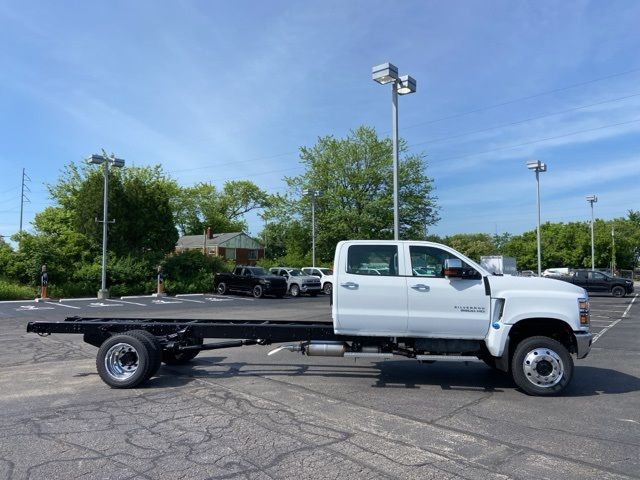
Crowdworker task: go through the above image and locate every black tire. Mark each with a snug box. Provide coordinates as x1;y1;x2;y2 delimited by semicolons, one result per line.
323;282;332;295
290;284;300;297
162;338;203;365
511;336;573;396
253;285;264;298
611;286;626;298
96;334;152;388
127;330;162;378
217;282;227;295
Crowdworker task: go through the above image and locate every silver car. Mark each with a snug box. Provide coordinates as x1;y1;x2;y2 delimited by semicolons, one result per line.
269;268;322;297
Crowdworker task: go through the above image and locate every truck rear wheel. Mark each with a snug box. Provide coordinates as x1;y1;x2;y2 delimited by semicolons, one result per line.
511;336;573;396
96;334;154;388
127;330;162;378
253;285;264;298
323;282;332;295
611;286;626;298
217;282;227;295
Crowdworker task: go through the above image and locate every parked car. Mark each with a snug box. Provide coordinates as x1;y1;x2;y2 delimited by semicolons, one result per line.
549;269;634;297
269;267;322;297
301;267;334;295
214;266;288;298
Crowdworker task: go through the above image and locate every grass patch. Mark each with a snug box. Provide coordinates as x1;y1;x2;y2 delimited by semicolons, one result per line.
0;279;37;300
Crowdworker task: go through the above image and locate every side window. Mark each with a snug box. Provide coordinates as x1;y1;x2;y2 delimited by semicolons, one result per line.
347;245;398;276
410;246;476;278
590;272;605;280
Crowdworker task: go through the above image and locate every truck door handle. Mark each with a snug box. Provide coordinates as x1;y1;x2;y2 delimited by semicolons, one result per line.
411;284;430;292
340;282;359;289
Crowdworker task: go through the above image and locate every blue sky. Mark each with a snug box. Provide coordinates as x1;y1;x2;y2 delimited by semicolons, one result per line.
1;0;639;241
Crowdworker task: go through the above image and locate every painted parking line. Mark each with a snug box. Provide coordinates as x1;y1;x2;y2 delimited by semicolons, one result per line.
151;299;183;305
108;298;146;306
205;295;254;302
59;297;97;302
88;302;123;308
176;294;206;297
0;299;36;304
172;297;205;304
49;301;81;309
593;294;638;343
121;295;154;299
15;304;55;311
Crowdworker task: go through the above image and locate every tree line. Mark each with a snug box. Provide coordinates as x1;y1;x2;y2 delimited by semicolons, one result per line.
0;127;637;299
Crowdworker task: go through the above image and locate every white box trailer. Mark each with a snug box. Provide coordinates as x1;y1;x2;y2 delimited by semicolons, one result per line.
480;255;517;275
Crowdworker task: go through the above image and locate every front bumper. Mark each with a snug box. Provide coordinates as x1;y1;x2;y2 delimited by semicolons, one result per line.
575;332;593;359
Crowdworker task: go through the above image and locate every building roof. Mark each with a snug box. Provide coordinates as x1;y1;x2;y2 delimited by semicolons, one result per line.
176;232;262;249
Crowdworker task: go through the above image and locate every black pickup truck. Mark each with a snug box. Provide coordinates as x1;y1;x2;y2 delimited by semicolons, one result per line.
550;269;634;297
214;266;288;298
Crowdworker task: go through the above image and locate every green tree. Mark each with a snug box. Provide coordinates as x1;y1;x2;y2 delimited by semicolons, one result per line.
442;233;497;261
263;126;439;263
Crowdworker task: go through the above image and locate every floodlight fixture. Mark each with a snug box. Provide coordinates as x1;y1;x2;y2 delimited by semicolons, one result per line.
586;194;598;204
372;62;399;85
527;160;547;172
397;75;417;95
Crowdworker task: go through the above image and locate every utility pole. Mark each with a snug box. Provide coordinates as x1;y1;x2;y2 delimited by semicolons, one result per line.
19;168;31;233
611;225;616;275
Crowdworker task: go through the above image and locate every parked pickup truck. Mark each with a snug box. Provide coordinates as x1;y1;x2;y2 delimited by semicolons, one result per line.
269;267;322;297
548;269;634;298
27;240;592;396
214;266;288;298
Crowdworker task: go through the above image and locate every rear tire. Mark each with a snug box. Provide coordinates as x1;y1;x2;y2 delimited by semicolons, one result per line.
217;282;227;295
127;330;162;378
253;285;263;298
511;336;573;396
323;282;332;295
96;334;152;388
611;286;626;298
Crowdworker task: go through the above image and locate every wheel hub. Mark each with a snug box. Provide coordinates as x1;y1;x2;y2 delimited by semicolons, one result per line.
104;343;139;380
522;348;564;388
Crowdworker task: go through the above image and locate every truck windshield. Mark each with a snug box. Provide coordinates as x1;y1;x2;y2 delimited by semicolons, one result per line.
319;268;333;275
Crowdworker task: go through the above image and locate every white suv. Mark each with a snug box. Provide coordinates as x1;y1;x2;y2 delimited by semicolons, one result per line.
269;268;322;297
301;267;334;295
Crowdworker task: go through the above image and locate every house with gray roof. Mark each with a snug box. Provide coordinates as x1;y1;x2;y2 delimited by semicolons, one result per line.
175;229;264;265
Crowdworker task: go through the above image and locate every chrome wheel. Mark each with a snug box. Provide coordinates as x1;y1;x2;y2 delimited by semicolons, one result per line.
522;348;564;388
104;342;139;380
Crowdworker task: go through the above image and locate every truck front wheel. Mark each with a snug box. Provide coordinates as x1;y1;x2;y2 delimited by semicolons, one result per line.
611;286;626;298
511;336;573;396
290;284;300;297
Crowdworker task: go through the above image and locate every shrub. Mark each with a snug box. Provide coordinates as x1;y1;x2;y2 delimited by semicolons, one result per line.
0;279;36;300
162;251;231;294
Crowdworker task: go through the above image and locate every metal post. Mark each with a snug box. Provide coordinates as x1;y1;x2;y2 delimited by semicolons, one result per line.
99;161;110;299
535;170;542;277
391;85;399;240
19;168;24;233
611;226;616;275
311;194;316;268
590;202;595;271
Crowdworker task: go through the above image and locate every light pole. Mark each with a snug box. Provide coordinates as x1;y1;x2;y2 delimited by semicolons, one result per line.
303;189;321;267
526;160;547;276
372;62;417;240
86;153;125;299
586;195;597;271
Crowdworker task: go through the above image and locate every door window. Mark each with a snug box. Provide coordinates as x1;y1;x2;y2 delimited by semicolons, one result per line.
346;245;398;276
409;246;477;278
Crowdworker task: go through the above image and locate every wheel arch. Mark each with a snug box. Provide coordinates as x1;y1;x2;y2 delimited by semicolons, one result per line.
508;317;577;356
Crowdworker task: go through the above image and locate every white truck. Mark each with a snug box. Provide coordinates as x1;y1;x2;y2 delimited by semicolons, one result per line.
27;240;592;396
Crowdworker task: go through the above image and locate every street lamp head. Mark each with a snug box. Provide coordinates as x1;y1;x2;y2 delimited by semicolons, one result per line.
397;75;417;95
372;62;399;85
586;194;598;203
111;158;125;168
86;154;106;165
526;160;547;172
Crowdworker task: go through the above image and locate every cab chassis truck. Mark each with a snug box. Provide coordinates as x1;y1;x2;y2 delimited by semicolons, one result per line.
26;240;593;396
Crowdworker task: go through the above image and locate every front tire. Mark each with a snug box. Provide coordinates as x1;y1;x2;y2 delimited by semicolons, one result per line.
511;336;573;396
323;282;332;295
290;284;300;297
217;282;227;295
96;334;153;388
253;285;263;298
611;286;626;298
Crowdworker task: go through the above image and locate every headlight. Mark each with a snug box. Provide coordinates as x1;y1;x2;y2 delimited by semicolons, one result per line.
578;297;590;326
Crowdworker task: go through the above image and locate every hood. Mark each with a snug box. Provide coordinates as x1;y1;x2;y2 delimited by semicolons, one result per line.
488;275;586;297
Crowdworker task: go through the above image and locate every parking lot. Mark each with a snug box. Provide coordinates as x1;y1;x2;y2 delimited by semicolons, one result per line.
0;292;638;479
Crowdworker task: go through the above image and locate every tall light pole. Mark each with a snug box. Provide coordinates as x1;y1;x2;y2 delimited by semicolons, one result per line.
526;160;547;276
303;189;320;267
86;153;125;299
586;195;598;271
372;62;417;240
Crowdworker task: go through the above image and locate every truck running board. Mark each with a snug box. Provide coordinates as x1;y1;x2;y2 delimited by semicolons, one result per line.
416;355;482;363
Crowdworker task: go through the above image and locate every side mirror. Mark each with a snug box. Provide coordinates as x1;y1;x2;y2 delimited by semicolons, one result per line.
444;258;463;278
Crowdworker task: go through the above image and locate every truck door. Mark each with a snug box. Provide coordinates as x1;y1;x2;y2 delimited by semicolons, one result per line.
333;243;407;336
588;271;609;292
404;244;490;339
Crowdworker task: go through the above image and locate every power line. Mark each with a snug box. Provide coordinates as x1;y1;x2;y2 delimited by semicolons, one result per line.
401;67;640;131
408;91;640;148
432;117;640;164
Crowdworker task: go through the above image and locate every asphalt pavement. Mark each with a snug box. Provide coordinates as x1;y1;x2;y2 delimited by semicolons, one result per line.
0;292;638;479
